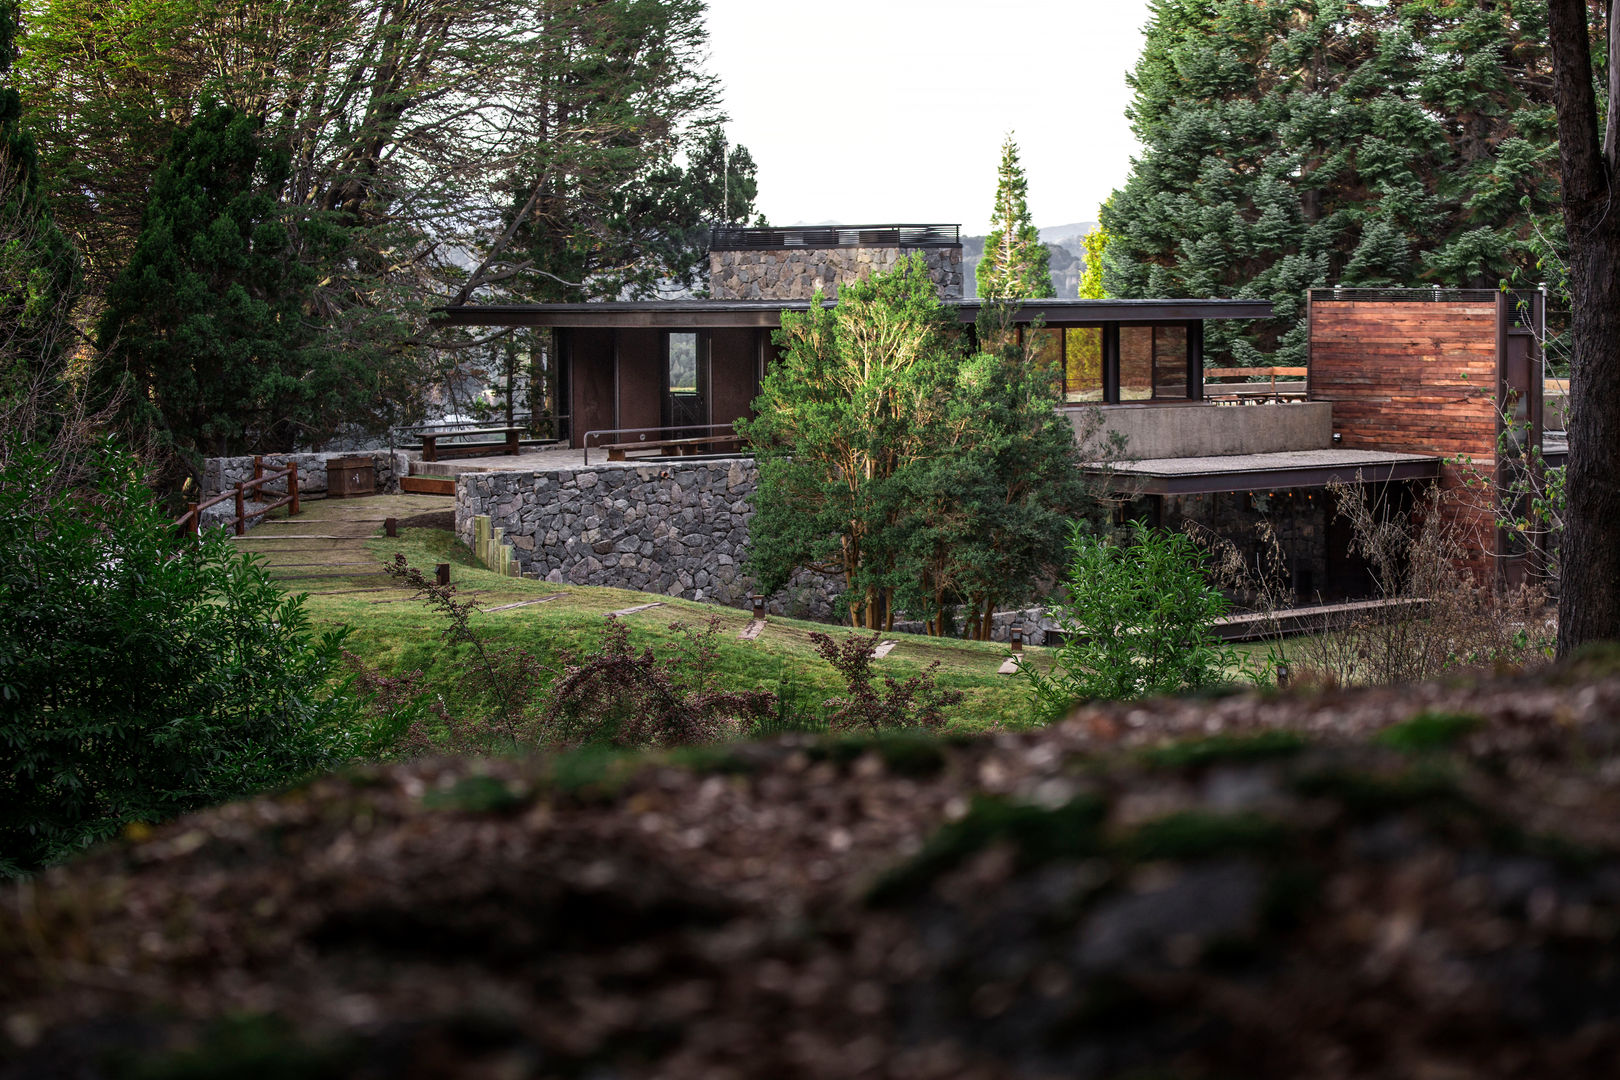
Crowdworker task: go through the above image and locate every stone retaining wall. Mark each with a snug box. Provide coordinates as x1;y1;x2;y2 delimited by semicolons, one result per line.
455;459;843;619
709;246;963;300
202;451;403;499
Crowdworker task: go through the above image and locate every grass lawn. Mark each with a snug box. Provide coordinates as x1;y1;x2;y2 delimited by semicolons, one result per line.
287;522;1047;735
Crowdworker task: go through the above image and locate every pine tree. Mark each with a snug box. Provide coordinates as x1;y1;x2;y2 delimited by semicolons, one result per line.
1078;206;1113;299
975;134;1053;301
95;105;369;466
1103;0;1567;366
0;0;78;408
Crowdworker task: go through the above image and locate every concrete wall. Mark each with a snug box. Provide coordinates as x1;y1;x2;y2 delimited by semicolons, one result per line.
455;460;843;619
709;245;963;300
1087;401;1332;460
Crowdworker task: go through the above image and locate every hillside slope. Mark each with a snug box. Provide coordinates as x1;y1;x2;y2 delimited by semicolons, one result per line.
6;654;1620;1078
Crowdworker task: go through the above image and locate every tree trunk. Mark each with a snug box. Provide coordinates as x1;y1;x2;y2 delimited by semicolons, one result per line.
1548;0;1620;655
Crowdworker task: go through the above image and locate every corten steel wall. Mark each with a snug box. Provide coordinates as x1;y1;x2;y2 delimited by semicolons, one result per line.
568;328;616;442
709;328;760;430
615;328;662;433
1307;296;1498;578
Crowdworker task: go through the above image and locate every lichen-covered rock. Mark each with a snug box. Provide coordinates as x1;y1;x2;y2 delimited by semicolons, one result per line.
6;659;1620;1077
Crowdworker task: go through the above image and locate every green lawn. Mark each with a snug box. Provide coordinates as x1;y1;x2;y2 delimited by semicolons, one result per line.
291;524;1046;736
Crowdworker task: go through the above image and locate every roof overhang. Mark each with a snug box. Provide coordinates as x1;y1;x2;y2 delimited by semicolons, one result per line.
436;297;1275;329
1088;449;1442;496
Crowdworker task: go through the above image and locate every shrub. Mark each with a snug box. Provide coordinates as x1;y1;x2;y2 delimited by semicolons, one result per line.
536;617;776;750
1022;522;1241;719
0;440;355;875
808;631;963;732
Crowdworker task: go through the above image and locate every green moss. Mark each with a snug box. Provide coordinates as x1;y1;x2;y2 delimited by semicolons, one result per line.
1138;731;1308;770
1290;762;1471;819
1119;811;1295;863
111;1016;356;1080
1550;640;1620;684
806;732;949;778
868;793;1107;906
422;774;527;814
1375;711;1484;753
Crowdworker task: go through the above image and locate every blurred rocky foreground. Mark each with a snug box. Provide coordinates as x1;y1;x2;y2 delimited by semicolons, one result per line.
9;652;1620;1079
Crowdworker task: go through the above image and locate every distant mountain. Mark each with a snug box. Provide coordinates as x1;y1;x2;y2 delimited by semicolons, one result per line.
1038;221;1099;245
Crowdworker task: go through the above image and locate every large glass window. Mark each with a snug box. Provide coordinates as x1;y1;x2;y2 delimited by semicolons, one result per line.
667;332;698;393
1064;327;1103;401
1153;325;1190;399
1119;327;1154;400
1026;328;1063;376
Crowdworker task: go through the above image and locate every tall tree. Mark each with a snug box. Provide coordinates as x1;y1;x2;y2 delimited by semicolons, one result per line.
0;0;77;409
95;105;376;464
19;0;749;427
975;134;1053;301
1104;0;1570;366
1545;0;1620;654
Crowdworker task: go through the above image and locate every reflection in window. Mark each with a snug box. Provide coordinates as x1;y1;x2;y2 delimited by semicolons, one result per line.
1026;328;1063;377
667;332;698;393
1153;325;1189;399
1119;327;1154;400
1064;327;1103;401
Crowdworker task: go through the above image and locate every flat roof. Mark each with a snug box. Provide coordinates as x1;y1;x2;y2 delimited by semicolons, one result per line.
438;297;1275;329
1089;448;1441;495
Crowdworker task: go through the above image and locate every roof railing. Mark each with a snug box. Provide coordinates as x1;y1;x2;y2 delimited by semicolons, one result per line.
710;223;961;251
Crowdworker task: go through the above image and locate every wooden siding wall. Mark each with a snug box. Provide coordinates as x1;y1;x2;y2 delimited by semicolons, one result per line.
1308;299;1498;459
568;328;616;447
1308;298;1500;577
616;329;663;432
710;328;759;430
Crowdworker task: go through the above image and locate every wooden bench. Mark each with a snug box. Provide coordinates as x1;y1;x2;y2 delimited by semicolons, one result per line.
415;426;524;462
596;434;743;462
1204;366;1308;400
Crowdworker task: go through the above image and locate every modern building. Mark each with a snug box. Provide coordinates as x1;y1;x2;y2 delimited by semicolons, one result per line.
439;226;1548;599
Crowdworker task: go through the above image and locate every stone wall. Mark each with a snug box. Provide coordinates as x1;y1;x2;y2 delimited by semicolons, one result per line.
203;451;401;499
709;246;963;301
455;459;843;619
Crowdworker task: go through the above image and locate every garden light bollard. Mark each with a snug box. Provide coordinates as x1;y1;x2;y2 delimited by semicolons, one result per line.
751;594;766;619
1009;623;1025;653
435;563;450;587
1276;662;1290;688
385;516;397;538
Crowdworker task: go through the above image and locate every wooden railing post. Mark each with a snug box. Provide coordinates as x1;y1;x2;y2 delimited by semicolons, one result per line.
253;455;263;482
187;502;199;538
289;460;300;517
233;482;245;536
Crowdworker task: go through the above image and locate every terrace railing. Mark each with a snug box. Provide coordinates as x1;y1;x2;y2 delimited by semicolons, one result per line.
172;455;301;538
709;223;961;251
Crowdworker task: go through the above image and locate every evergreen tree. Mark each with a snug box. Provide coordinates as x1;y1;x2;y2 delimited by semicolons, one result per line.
0;0;77;408
95;105;372;466
1103;0;1566;366
975;134;1053;301
1078;212;1112;299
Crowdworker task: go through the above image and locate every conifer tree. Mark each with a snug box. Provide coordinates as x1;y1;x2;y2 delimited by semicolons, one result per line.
1078;209;1112;299
975;134;1053;301
0;0;77;407
1103;0;1566;366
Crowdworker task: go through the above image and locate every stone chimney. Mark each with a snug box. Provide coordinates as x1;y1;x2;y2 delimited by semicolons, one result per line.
708;224;963;301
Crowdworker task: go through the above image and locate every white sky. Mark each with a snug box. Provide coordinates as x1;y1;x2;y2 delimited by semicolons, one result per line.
703;0;1154;234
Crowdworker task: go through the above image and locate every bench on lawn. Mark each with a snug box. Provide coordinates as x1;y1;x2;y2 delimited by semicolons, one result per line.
1204;366;1308;401
414;426;524;462
596;434;744;462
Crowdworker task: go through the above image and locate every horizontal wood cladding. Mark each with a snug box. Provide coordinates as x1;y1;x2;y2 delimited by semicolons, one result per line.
1309;300;1497;462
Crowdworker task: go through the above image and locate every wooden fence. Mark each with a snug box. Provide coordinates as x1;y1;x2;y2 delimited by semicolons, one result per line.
172;456;301;538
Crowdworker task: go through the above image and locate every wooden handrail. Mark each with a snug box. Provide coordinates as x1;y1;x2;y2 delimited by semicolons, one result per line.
172;455;301;539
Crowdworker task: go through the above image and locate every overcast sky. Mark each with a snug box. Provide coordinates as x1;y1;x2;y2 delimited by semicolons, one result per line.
703;0;1154;234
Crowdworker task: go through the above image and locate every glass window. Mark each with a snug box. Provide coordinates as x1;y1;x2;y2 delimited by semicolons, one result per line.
667;332;698;393
1063;327;1103;401
1119;327;1154;401
1153;325;1190;399
1026;328;1063;378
